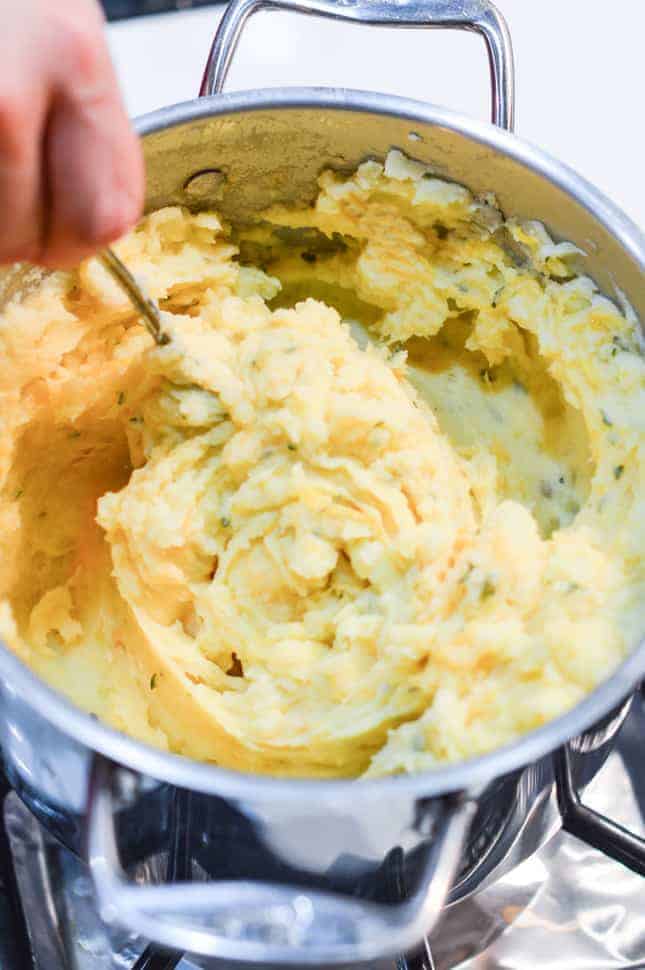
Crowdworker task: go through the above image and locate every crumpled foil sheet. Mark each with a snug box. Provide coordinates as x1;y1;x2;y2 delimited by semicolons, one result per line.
431;699;645;969
5;698;645;970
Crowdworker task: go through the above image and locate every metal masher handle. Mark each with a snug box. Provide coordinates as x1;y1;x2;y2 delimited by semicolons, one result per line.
99;248;169;347
200;0;515;131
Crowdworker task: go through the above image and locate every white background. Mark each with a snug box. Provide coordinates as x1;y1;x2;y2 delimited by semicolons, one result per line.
107;0;644;228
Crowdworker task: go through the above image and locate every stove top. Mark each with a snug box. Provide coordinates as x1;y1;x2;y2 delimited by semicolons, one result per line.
1;700;644;970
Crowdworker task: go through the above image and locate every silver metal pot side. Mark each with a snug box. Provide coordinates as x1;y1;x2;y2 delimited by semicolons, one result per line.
0;1;644;965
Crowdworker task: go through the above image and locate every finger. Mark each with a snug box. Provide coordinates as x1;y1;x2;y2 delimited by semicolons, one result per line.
0;83;48;264
41;11;144;267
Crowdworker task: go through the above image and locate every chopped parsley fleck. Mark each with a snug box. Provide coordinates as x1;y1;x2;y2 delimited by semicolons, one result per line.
14;489;23;500
287;443;297;451
150;673;159;690
614;464;625;480
481;578;496;600
220;516;231;528
612;335;632;354
459;564;474;584
117;391;125;405
601;410;613;427
68;430;81;439
480;369;496;383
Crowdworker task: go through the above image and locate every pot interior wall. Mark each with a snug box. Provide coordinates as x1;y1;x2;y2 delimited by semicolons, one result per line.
142;100;644;324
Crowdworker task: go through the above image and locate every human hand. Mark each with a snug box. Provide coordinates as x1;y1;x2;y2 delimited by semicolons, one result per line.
0;0;144;268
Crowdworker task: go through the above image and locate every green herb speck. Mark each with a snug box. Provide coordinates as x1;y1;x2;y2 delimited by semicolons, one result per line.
150;673;159;690
117;391;125;405
614;464;625;480
480;368;496;383
459;564;474;584
220;516;231;528
601;410;613;427
612;335;632;354
481;578;496;600
287;443;297;451
68;430;81;439
14;489;23;500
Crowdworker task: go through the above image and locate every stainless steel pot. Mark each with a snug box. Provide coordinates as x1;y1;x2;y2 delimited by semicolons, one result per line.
1;1;645;967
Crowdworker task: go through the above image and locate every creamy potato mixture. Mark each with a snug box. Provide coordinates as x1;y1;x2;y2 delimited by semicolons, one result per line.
1;151;644;777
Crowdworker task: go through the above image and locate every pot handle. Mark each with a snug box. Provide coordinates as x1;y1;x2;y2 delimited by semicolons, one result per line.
86;755;476;965
200;0;515;131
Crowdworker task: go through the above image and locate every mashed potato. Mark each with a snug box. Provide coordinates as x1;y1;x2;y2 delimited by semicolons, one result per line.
1;150;644;777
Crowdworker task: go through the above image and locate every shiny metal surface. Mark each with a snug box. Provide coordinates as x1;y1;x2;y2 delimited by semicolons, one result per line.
99;248;170;346
5;699;645;969
0;0;644;962
199;0;515;131
89;756;477;964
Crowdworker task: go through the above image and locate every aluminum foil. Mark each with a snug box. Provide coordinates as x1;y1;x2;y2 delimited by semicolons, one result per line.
432;700;645;969
4;698;645;970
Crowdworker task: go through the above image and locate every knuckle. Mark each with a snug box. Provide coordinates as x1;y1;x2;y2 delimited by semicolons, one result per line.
49;9;107;95
63;22;104;85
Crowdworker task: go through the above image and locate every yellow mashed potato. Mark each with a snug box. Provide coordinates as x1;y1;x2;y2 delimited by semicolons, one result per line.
1;150;644;778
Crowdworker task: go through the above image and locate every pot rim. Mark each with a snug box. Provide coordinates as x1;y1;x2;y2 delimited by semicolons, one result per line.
1;87;644;802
